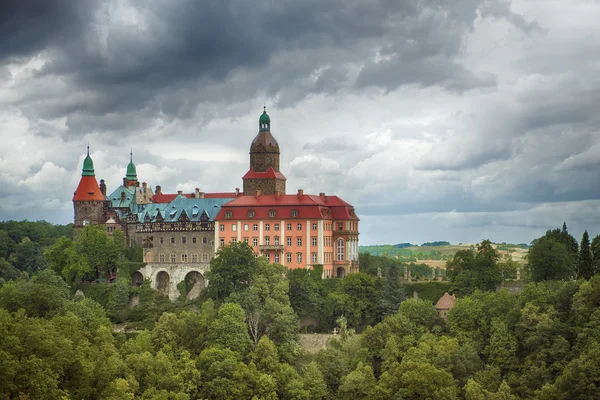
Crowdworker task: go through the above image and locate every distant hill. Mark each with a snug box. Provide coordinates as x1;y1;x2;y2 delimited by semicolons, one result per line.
421;241;450;247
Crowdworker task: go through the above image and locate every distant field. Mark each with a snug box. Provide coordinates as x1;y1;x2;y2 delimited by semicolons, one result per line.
360;242;528;266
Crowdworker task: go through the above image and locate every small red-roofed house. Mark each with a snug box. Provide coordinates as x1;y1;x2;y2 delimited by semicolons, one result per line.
435;292;456;320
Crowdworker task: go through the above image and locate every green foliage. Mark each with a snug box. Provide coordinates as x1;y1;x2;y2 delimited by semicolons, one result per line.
528;236;574;281
422;241;451;246
206;242;258;302
579;230;593;279
447;240;503;295
405;281;452;304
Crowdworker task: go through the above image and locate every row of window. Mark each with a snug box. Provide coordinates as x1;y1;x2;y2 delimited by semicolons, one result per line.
221;222;319;232
219;236;321;247
158;253;210;263
225;210;303;219
262;252;318;264
158;236;209;245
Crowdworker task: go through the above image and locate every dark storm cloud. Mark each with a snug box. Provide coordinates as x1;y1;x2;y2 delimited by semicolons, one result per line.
6;0;535;137
0;0;93;61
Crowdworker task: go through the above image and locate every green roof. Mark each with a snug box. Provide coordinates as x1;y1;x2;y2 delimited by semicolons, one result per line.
82;147;95;176
126;152;137;181
259;108;270;131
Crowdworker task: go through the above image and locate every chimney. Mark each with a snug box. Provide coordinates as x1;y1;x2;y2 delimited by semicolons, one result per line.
235;188;240;196
297;189;304;198
195;188;200;198
123;177;127;187
199;192;205;198
255;190;261;198
275;191;280;200
99;179;107;196
142;182;147;189
155;185;162;195
120;191;126;202
320;192;328;204
177;190;183;195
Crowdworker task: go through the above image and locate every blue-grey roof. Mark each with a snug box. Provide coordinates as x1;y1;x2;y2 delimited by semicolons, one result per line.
136;194;231;222
107;186;136;210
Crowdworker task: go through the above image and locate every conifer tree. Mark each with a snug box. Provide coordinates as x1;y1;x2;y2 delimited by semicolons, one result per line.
579;230;593;279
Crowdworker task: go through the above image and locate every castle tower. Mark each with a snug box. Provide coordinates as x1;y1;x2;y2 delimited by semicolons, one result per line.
73;146;106;228
124;151;138;187
242;108;287;195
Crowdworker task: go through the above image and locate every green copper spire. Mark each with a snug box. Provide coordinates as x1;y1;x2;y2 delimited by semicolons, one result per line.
126;150;137;181
259;106;270;131
82;145;95;176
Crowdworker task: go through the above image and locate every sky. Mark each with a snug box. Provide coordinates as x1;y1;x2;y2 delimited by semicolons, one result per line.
1;0;600;246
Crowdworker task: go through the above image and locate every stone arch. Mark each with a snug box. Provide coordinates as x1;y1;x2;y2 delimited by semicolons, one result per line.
132;271;144;286
155;270;171;297
336;267;346;278
184;271;206;300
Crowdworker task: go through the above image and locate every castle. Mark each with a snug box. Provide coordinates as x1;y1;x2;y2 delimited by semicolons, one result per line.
73;109;360;299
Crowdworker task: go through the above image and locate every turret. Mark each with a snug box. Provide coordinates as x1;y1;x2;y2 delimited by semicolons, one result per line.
125;151;138;187
73;146;105;228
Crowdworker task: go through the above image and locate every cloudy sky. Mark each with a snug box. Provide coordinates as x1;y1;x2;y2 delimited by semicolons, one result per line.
1;0;599;245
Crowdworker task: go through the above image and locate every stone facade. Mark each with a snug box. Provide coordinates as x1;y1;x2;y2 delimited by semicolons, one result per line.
73;200;105;228
243;178;286;197
136;263;208;300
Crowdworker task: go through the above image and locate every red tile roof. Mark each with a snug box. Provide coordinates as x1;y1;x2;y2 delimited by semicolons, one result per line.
73;176;105;201
242;168;287;180
215;193;359;221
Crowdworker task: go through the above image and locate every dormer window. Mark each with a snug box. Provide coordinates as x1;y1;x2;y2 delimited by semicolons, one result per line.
225;211;232;219
291;210;298;217
248;210;255;218
269;210;276;218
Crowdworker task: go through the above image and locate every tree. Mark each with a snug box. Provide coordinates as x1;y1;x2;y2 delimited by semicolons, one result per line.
208;302;253;356
579;231;593;280
206;242;258;302
528;237;574;282
447;240;502;295
338;362;376;399
75;225;122;278
590;235;600;276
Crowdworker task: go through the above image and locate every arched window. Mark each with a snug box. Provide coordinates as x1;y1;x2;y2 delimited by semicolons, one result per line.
248;210;255;218
291;210;298;217
269;210;276;218
337;239;345;261
225;211;232;218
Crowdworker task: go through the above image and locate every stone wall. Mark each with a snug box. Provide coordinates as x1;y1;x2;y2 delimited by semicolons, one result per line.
243;178;286;196
250;151;280;172
136;263;209;300
73;200;105;227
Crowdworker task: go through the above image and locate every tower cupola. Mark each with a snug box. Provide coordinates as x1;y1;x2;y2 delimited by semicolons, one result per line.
82;145;95;176
259;106;270;131
125;151;138;186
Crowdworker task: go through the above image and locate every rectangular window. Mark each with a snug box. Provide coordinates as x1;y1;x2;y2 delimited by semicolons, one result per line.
287;237;292;246
253;224;258;231
159;254;165;263
287;253;292;263
182;237;187;244
297;237;302;247
160;237;164;244
312;223;317;230
192;254;198;263
203;237;207;244
220;224;225;232
266;253;270;261
297;253;302;263
274;253;280;263
232;238;237;244
170;254;176;263
274;223;280;231
265;224;270;231
232;224;237;232
192;237;197;244
287;223;292;231
220;238;225;246
312;253;317;263
244;237;249;244
171;237;175;244
312;237;317;246
182;254;188;262
337;240;344;261
202;253;209;262
244;224;249;231
274;236;280;246
253;238;258;247
265;237;270;245
338;223;343;231
297;223;302;230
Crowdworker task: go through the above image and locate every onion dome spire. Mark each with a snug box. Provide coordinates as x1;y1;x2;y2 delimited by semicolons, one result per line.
82;144;95;176
126;150;137;181
259;106;270;131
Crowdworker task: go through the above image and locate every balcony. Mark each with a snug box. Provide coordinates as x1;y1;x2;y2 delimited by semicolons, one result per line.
260;244;285;251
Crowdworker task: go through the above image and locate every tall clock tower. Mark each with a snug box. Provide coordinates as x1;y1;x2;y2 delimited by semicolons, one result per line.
242;108;287;195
